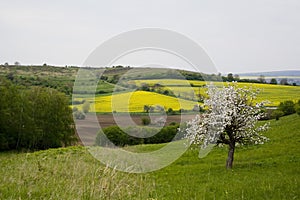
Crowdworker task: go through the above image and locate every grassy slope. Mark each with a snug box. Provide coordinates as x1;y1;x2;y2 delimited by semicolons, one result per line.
1;114;299;199
146;114;300;199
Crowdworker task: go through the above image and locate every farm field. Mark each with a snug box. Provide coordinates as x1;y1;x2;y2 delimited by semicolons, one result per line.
1;114;299;199
73;91;199;113
73;79;300;112
133;79;300;106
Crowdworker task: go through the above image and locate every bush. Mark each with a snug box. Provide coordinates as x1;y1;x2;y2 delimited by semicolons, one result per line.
167;108;175;115
95;124;180;147
95;126;143;147
271;110;284;120
278;100;296;115
141;117;151;125
145;124;179;144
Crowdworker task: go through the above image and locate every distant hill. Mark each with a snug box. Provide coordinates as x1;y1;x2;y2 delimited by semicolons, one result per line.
238;70;300;77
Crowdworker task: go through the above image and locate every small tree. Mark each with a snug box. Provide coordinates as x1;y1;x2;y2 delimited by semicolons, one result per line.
227;73;234;82
185;84;269;169
280;78;288;85
270;78;277;85
278;100;295;115
144;105;150;113
234;74;240;81
258;75;266;83
167;108;174;115
271;110;284;120
141;117;151;125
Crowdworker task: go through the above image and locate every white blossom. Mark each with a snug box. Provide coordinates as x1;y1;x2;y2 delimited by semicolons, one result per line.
184;83;269;149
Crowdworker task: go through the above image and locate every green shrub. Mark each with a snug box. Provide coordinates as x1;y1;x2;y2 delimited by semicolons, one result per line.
271;110;284;120
95;126;141;147
95;124;180;147
141;117;151;125
278;100;296;115
167;108;175;115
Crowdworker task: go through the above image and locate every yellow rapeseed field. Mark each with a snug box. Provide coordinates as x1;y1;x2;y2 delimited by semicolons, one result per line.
133;79;300;106
74;91;198;113
73;79;300;112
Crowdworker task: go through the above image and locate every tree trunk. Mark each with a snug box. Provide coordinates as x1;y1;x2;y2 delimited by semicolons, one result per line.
226;142;235;169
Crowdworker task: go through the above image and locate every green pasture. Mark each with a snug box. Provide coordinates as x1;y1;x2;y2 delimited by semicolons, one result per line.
1;114;299;199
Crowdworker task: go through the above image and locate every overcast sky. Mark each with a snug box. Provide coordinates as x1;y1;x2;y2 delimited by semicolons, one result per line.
0;0;299;74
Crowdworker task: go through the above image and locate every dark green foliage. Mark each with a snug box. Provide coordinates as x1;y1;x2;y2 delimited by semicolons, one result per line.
95;124;180;147
143;105;151;113
167;108;175;115
270;78;277;84
140;83;150;91
0;78;76;151
227;73;234;82
144;124;179;144
278;100;296;115
141;117;151;125
271;110;284;120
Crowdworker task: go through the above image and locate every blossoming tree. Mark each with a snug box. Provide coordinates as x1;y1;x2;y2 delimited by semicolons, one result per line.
185;84;269;169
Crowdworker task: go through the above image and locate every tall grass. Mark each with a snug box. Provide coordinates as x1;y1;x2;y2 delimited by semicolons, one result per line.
0;147;155;200
1;114;299;199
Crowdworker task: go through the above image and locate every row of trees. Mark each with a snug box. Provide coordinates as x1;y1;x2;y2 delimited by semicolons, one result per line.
225;73;297;85
143;105;201;114
0;78;76;151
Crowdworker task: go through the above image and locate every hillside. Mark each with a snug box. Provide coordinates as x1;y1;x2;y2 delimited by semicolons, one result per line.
239;70;300;77
1;114;299;199
1;65;299;109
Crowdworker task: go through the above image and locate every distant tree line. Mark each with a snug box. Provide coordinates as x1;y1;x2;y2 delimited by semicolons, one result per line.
224;73;298;86
0;78;77;151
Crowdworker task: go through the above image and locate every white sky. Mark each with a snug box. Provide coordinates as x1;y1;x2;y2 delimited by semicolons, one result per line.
0;0;299;74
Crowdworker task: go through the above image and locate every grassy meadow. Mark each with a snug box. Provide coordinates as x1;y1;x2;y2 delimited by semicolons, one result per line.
1;114;299;199
1;65;300;199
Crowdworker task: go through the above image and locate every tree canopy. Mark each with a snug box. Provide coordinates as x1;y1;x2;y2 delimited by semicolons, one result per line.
0;78;76;151
184;84;269;169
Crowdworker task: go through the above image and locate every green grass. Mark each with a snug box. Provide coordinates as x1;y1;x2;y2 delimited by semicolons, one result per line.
1;116;299;199
145;114;300;199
